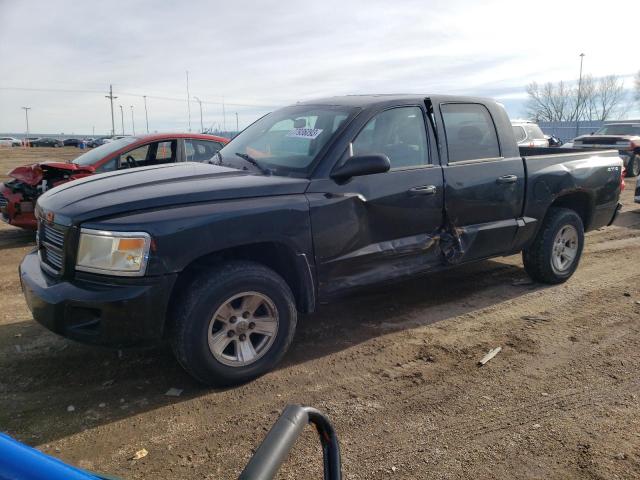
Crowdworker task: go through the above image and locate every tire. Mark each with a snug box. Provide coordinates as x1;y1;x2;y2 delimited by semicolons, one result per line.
626;154;640;178
522;207;584;284
170;261;297;386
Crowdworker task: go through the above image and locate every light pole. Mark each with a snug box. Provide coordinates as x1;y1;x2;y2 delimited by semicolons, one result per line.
143;95;149;133
222;97;226;132
186;70;192;132
105;84;117;136
575;53;585;137
235;112;239;132
22;107;31;146
119;105;125;135
193;96;204;132
130;105;135;135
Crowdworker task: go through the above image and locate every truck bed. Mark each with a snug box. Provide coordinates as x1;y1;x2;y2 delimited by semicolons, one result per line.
518;147;622;237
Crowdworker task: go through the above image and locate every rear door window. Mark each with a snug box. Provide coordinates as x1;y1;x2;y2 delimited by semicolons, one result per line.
441;103;500;163
154;141;176;163
185;139;224;162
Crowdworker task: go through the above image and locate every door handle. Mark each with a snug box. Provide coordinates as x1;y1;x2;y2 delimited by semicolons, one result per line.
408;185;437;196
496;175;518;184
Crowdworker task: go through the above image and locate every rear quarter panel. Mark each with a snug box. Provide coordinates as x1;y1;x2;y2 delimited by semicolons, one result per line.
523;150;622;234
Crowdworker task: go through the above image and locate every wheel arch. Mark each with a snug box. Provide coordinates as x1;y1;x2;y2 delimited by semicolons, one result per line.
548;190;594;231
166;241;316;336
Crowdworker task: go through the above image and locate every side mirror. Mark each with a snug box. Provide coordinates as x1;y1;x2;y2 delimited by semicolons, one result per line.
330;154;391;181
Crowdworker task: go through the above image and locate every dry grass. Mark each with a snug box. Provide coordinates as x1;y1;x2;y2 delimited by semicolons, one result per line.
0;147;83;181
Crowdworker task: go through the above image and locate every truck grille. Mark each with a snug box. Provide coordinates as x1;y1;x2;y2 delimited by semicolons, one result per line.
38;221;68;274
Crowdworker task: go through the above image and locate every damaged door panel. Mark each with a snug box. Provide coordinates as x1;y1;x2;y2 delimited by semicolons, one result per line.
307;168;444;296
307;105;445;296
437;102;525;262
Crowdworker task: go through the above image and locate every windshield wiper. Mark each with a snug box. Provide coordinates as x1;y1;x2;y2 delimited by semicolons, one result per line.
235;152;270;175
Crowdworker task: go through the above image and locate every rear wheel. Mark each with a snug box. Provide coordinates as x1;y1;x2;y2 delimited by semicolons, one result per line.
523;207;584;284
626;154;640;177
170;261;297;386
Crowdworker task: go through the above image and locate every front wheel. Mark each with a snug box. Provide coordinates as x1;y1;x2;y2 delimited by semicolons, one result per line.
170;261;297;386
522;207;584;284
626;154;640;178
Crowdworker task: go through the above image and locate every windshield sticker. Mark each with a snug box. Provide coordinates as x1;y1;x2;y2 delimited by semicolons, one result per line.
286;128;323;139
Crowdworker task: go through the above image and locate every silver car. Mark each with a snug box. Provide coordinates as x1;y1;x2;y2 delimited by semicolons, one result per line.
512;122;549;148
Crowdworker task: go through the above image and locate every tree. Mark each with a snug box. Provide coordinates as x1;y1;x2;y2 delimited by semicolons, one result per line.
526;81;574;122
526;74;628;122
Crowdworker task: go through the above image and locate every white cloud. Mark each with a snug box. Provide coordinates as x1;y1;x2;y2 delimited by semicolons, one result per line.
0;0;638;134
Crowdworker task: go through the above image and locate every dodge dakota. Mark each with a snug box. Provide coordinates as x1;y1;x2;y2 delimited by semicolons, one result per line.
19;95;624;385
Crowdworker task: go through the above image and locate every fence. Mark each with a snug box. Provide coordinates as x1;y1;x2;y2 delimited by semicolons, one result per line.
538;121;603;143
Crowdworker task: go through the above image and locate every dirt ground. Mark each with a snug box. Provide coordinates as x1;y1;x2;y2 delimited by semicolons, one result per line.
1;147;639;479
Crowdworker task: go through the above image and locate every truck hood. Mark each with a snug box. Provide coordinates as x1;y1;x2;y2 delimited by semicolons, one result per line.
9;161;94;185
37;162;310;225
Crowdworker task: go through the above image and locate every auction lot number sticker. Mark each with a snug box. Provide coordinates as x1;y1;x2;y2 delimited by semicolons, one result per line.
286;128;323;139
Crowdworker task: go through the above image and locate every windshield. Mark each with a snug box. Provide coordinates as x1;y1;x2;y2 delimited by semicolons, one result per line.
72;137;137;166
594;124;640;136
216;105;356;177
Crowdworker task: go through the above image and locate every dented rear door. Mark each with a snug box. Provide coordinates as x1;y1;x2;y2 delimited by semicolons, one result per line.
437;102;525;261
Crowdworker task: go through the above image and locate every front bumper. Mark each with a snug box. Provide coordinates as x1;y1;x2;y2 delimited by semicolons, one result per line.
19;250;177;347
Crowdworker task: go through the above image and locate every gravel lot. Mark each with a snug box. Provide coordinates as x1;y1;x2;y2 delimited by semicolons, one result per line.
1;147;639;479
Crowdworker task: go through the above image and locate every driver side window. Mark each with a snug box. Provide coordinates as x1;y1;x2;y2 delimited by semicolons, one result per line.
351;107;428;169
118;144;150;169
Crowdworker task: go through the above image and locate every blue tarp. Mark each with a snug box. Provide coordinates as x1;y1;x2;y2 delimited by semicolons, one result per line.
0;433;105;480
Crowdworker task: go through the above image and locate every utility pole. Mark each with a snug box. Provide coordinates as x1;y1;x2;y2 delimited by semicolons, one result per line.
22;107;31;146
186;71;192;132
119;105;125;135
575;53;585;137
143;95;149;133
222;97;226;132
130;105;135;135
193;96;204;132
235;112;239;132
105;84;117;136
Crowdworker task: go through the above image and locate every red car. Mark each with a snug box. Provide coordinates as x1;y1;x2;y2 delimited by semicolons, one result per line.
1;133;228;230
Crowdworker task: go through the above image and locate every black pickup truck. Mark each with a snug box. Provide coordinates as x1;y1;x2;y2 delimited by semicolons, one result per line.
20;95;623;385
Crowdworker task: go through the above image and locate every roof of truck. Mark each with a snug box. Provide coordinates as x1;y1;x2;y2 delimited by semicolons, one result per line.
295;94;495;108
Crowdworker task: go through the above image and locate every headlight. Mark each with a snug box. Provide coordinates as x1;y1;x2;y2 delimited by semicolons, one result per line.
76;228;151;276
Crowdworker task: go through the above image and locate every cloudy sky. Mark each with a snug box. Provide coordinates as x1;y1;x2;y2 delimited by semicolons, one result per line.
1;0;638;135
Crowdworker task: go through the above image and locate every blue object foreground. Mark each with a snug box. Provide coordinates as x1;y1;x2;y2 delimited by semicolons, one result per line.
0;433;111;480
